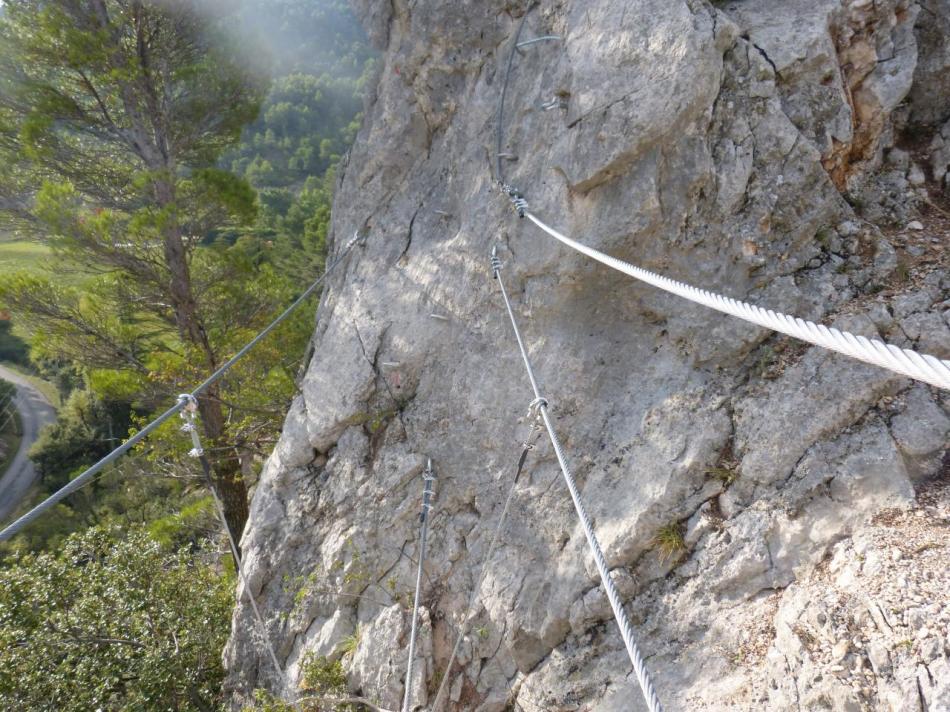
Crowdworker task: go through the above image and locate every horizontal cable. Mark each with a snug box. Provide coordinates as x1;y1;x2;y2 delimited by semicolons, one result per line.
525;212;950;391
0;232;363;541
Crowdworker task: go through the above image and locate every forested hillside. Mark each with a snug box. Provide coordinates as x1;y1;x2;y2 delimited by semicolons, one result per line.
0;1;372;708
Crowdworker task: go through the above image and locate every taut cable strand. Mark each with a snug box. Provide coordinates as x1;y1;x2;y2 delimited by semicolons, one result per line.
486;0;949;393
523;212;950;392
0;231;364;541
403;459;436;712
177;395;288;695
490;249;665;712
429;424;541;711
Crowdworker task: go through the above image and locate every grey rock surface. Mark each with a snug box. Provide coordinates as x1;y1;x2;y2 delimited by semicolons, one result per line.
224;1;950;709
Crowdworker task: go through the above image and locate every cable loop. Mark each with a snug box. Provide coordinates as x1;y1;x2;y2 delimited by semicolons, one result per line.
527;396;548;418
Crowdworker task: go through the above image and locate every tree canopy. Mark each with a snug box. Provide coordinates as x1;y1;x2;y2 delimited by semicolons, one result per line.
0;526;233;711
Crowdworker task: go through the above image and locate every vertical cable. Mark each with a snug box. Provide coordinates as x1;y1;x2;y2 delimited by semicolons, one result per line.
178;396;287;693
402;459;436;712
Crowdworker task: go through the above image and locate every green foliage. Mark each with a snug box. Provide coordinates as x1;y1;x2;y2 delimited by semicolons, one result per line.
239;0;373;78
301;654;352;701
0;0;374;572
339;625;361;659
0;526;233;711
0;0;371;553
893;260;911;284
228;73;364;190
223;0;375;292
706;465;739;486
246;653;354;711
653;522;687;562
148;496;216;550
28;388;130;491
0;318;29;365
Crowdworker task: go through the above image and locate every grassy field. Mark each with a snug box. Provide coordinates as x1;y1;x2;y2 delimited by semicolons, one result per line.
0;239;56;276
0;238;92;289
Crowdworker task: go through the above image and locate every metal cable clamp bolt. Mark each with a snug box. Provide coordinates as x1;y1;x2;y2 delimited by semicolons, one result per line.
527;396;548;419
177;394;204;458
491;245;503;278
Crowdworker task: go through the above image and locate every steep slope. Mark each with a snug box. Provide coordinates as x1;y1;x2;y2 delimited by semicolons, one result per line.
225;1;950;710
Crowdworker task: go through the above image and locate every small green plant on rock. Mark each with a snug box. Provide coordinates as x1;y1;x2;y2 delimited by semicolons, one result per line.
653;522;687;562
246;653;356;711
707;465;739;486
893;260;910;284
340;625;361;660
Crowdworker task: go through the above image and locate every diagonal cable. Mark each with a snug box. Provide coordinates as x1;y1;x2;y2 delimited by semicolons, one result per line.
489;246;664;712
178;395;286;691
522;211;950;391
0;231;364;541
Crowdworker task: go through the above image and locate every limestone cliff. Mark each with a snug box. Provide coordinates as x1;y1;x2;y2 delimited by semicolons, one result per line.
225;1;950;710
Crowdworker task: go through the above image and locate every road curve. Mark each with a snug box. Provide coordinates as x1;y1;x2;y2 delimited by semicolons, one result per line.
0;364;56;525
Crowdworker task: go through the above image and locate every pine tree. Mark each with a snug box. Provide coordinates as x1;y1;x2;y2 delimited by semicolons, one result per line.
0;0;272;539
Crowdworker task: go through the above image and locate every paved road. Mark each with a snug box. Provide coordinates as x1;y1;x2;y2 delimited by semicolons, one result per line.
0;364;56;525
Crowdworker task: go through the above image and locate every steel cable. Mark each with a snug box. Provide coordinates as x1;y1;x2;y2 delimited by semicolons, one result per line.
524;212;950;391
403;460;436;712
490;249;664;712
178;396;287;692
0;231;364;541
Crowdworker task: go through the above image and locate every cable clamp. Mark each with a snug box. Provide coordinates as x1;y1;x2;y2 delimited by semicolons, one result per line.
177;393;198;413
540;97;567;111
527;397;548;419
511;195;528;218
490;245;503;278
178;394;205;459
422;458;437;492
506;186;528;218
498;182;528;218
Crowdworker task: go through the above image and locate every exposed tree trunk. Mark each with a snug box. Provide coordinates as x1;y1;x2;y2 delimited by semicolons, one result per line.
70;1;252;540
154;174;250;541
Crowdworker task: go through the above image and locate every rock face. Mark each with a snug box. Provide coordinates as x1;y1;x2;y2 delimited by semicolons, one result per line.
224;1;950;710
